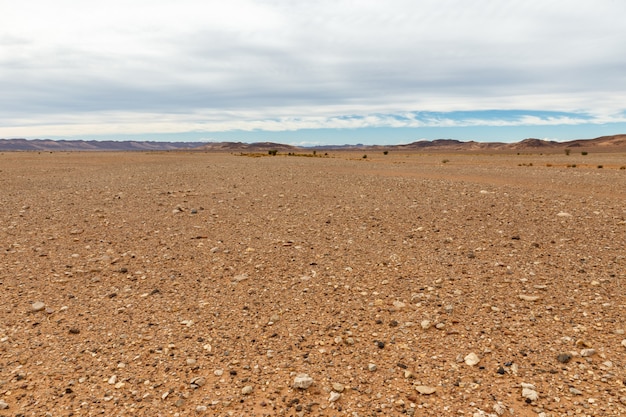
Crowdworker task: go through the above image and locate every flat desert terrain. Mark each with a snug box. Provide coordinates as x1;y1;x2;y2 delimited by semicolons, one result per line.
1;150;625;417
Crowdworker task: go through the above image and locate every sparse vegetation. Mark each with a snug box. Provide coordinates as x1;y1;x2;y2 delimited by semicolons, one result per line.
567;164;577;168
546;163;552;167
581;151;588;155
268;149;278;156
383;150;388;155
565;149;571;155
362;154;367;159
442;159;450;164
620;166;625;170
597;165;603;169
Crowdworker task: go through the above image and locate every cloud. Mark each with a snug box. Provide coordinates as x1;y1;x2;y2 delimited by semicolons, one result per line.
1;1;626;139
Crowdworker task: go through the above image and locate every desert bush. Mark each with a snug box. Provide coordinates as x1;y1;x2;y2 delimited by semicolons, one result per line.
565;149;571;155
442;159;450;164
268;150;278;156
362;154;367;159
597;165;603;169
383;151;388;155
581;151;588;155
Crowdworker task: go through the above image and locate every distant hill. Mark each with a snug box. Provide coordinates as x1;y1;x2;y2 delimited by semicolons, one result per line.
1;135;625;152
0;139;204;151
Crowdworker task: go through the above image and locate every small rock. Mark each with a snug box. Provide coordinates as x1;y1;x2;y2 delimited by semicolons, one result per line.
556;212;572;217
415;385;437;395
329;391;341;402
31;301;45;312
622;339;626;348
569;387;583;395
518;294;540;301
0;400;8;409
332;382;345;393
196;405;208;412
420;320;431;330
393;300;406;309
435;322;445;330
214;369;223;376
293;374;314;389
108;375;117;385
557;353;572;364
464;353;480;366
522;386;539;402
69;328;80;334
190;377;206;388
493;402;506;415
242;385;253;395
368;363;377;372
580;349;596;357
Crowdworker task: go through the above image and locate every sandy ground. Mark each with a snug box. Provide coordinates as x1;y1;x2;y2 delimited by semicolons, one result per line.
1;150;625;417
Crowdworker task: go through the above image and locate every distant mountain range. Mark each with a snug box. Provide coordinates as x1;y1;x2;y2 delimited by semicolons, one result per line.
1;135;625;152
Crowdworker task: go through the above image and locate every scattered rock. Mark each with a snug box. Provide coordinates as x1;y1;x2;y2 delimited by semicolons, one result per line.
31;301;45;312
557;353;572;364
241;385;253;395
521;383;539;402
293;374;314;389
332;382;345;393
464;352;480;366
518;294;540;301
0;400;8;410
580;348;596;357
368;363;377;372
569;387;583;395
415;385;437;395
190;376;206;388
420;320;431;330
328;391;341;402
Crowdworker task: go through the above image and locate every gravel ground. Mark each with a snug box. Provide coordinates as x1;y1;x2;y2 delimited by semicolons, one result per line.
1;151;625;417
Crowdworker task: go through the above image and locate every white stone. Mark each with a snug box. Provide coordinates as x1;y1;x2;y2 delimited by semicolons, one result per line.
464;352;480;366
518;294;540;301
415;385;437;395
522;388;539;401
420;320;431;330
329;391;341;402
293;374;314;389
31;301;45;312
108;375;117;384
241;385;253;395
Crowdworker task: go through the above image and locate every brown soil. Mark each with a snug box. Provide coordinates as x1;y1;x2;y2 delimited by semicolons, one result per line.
1;151;625;416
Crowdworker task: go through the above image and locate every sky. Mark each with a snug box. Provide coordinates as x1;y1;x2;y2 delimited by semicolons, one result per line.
1;0;626;145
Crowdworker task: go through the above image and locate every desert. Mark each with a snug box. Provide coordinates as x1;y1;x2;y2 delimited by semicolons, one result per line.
1;149;625;417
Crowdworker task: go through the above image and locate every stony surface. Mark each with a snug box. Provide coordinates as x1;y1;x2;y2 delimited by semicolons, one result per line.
0;150;625;416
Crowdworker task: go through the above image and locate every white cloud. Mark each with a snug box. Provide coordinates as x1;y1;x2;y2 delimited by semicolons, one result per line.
1;0;626;138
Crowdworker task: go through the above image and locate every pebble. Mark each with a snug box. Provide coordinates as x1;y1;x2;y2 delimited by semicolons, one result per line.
464;353;480;366
521;383;539;402
196;405;208;412
557;353;572;363
108;375;117;384
415;385;437;395
621;339;626;348
420;320;431;330
368;363;377;372
332;382;345;392
293;374;314;389
569;387;583;395
518;294;540;301
31;301;46;312
214;369;224;376
493;402;506;415
580;348;595;357
242;385;253;395
0;400;8;409
190;377;206;388
329;391;341;402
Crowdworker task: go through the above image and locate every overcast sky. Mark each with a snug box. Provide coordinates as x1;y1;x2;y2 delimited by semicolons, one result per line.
1;0;625;144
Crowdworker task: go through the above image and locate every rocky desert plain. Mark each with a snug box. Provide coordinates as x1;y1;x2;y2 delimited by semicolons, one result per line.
1;148;625;417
